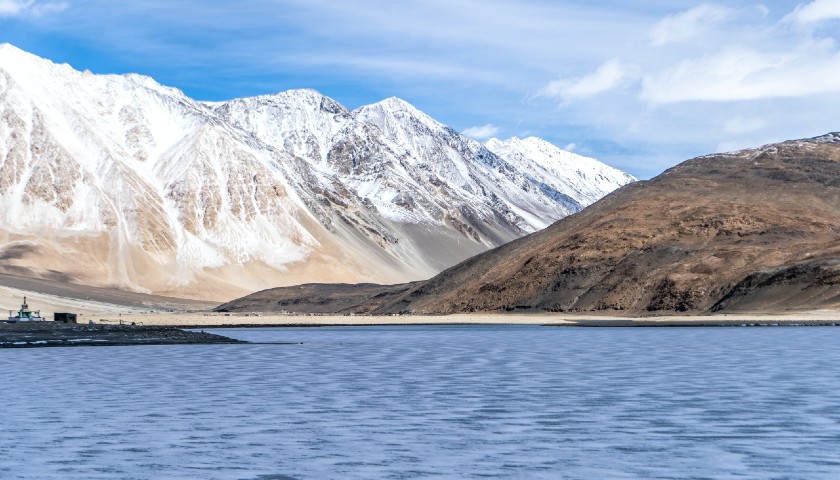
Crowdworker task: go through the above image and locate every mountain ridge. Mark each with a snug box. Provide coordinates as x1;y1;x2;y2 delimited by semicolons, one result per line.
0;44;634;301
217;133;840;315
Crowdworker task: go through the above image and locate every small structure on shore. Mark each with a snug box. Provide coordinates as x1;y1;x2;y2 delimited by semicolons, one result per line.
7;297;46;323
54;313;77;324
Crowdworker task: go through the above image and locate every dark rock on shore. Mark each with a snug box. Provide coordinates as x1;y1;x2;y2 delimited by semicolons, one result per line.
0;323;243;348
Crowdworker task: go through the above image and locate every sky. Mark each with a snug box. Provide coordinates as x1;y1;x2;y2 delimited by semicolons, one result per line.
1;0;840;179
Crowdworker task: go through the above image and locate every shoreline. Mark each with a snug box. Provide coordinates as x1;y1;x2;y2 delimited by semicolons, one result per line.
83;311;840;328
0;323;244;348
3;312;837;348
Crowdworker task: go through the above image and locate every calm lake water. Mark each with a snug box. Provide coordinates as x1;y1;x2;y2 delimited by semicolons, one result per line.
1;325;839;479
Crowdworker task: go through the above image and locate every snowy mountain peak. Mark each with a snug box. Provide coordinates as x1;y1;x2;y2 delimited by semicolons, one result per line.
370;96;422;112
484;137;507;151
121;73;190;99
487;136;564;155
485;136;635;207
219;88;350;117
511;136;553;149
269;88;341;106
487;136;630;174
0;43;69;73
0;45;635;301
278;89;348;114
352;98;454;159
0;43;188;104
355;96;440;127
0;43;29;56
0;43;49;74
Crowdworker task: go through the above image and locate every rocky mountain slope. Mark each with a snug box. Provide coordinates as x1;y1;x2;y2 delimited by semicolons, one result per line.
219;134;840;315
485;136;634;208
0;44;633;300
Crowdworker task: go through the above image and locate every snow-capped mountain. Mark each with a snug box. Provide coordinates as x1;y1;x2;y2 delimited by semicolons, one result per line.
0;44;634;300
484;137;636;207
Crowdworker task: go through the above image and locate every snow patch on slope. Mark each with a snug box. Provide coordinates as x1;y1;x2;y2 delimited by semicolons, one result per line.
485;136;636;207
0;44;635;300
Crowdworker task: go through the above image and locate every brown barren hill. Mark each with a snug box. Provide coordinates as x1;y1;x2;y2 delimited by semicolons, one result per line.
221;134;840;316
378;134;840;315
215;282;418;314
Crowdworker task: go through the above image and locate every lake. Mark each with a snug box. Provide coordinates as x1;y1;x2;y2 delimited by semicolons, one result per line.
1;325;838;479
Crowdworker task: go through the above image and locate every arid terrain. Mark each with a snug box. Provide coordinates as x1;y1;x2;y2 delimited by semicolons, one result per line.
219;134;840;316
0;272;216;318
214;282;419;314
8;135;840;321
0;45;632;302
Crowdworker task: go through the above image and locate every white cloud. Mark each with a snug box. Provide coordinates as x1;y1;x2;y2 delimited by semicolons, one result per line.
0;0;67;17
30;1;67;16
0;0;28;16
462;124;500;140
641;41;840;104
649;4;732;46
541;59;636;102
280;53;506;84
641;3;840;106
786;0;840;25
5;0;840;179
527;1;840;177
563;143;577;152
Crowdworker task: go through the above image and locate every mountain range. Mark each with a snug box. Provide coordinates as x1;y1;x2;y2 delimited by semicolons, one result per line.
218;134;840;315
0;44;633;300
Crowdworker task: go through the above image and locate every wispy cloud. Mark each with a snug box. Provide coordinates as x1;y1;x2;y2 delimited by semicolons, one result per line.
541;59;637;102
1;1;836;179
463;124;500;140
635;1;840;105
277;53;508;85
649;4;732;46
0;0;67;18
640;41;840;103
528;0;840;176
0;0;29;16
29;1;66;16
785;0;840;24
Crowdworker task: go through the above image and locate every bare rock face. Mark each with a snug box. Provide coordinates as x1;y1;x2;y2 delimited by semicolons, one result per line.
215;282;418;314
353;136;840;315
0;44;633;301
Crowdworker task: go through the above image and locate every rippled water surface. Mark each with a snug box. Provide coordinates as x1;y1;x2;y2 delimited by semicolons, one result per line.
1;325;839;479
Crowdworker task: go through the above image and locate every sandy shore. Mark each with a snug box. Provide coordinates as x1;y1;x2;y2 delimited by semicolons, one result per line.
2;272;839;327
0;273;217;317
3;276;838;328
80;310;840;327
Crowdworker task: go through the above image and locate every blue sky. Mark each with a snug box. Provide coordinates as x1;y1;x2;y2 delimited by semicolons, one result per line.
2;0;840;178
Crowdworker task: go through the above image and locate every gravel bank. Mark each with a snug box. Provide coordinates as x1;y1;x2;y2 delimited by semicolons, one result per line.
0;322;243;348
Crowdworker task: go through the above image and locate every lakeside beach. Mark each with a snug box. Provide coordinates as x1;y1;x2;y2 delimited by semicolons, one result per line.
88;310;840;327
5;280;839;342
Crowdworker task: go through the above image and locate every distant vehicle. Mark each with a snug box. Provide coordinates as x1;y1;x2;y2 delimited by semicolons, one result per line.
7;297;45;323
